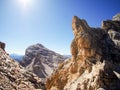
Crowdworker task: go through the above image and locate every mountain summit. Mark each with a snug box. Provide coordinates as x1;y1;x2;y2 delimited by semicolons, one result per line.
20;43;66;78
46;15;120;90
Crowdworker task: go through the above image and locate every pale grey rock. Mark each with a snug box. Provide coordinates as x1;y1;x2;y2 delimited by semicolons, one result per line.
113;13;120;21
20;43;67;78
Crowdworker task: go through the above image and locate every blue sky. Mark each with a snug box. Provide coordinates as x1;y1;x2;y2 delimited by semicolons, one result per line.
0;0;120;55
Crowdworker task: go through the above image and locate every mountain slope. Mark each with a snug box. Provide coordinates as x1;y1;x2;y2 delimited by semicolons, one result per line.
0;42;45;90
20;43;67;78
46;15;120;90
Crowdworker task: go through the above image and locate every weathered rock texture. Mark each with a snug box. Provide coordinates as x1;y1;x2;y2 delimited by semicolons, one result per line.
20;44;66;78
102;19;120;49
46;16;120;90
0;42;5;51
0;42;45;90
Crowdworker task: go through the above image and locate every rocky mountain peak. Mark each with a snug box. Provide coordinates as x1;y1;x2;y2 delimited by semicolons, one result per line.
29;43;45;50
46;16;120;90
71;16;118;63
20;43;66;79
72;16;90;36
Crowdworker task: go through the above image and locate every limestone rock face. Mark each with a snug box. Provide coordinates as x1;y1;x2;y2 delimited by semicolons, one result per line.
20;44;66;78
46;16;120;90
0;43;45;90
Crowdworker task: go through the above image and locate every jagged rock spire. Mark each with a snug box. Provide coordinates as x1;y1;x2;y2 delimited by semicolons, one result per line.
46;16;120;90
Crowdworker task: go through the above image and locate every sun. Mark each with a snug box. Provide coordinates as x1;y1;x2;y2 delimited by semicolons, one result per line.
18;0;33;13
19;0;32;7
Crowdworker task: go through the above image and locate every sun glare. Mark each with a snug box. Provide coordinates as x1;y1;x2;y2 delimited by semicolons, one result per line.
19;0;30;5
18;0;33;14
19;0;32;8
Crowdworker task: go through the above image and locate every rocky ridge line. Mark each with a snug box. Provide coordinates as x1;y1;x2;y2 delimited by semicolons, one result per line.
46;15;120;90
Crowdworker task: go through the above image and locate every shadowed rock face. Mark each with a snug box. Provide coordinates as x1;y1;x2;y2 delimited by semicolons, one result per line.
0;42;5;51
46;16;120;90
102;20;120;49
0;43;46;90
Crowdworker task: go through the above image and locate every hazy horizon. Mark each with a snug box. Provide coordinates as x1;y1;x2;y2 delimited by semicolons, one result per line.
0;0;120;55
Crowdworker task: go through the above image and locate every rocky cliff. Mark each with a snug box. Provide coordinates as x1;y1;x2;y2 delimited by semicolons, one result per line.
46;15;120;90
20;44;66;78
102;19;120;49
0;42;45;90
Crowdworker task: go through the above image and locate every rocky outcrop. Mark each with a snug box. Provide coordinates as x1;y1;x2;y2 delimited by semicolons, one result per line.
0;43;45;90
20;44;66;78
0;42;5;51
113;13;120;21
102;16;120;49
46;16;120;90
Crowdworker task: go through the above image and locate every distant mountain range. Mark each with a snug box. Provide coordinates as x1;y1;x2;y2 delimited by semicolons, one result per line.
10;54;23;62
10;54;70;62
